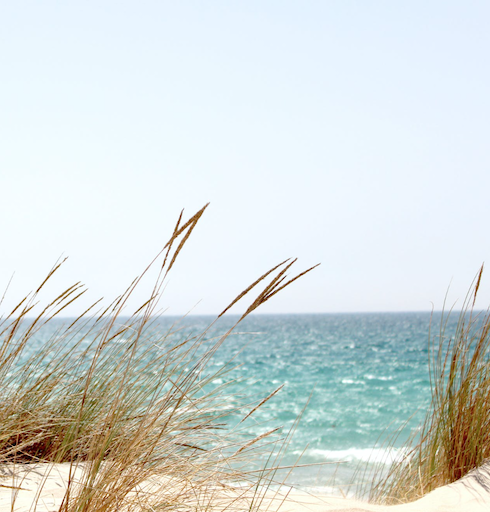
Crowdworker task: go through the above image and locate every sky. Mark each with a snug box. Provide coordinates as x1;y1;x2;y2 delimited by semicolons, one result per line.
1;1;490;316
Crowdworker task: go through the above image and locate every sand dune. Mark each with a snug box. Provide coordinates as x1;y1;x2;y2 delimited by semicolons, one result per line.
1;461;489;512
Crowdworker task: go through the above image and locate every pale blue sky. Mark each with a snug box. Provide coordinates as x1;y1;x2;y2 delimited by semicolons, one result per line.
1;1;490;315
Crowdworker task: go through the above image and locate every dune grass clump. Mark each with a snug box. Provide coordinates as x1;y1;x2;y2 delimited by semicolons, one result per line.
0;205;316;512
370;265;490;504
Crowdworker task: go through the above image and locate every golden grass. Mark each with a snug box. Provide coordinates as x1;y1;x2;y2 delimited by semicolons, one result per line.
0;204;317;512
369;265;490;504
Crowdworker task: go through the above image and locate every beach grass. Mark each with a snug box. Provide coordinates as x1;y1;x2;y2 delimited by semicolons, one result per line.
0;204;316;512
369;265;490;504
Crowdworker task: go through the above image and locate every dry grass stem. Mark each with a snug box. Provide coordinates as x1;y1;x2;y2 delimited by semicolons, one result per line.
0;205;316;512
370;264;490;504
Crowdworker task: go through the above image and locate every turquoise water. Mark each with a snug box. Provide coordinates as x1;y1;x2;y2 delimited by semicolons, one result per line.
171;313;441;493
15;312;455;494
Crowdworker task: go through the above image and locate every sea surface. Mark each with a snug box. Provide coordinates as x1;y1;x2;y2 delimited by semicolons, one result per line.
174;313;441;495
15;312;458;495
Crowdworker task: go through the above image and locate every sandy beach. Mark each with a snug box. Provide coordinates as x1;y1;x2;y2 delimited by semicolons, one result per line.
1;461;489;512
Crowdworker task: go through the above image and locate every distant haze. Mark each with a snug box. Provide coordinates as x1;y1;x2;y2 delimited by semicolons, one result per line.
2;1;490;316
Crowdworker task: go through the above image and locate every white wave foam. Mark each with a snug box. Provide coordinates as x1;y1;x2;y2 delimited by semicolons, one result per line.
365;374;393;381
307;447;408;464
341;379;365;385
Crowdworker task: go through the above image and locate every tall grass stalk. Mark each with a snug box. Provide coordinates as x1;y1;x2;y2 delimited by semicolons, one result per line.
0;205;317;512
370;265;490;504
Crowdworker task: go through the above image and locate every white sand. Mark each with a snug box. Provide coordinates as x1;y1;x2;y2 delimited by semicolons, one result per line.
1;461;489;512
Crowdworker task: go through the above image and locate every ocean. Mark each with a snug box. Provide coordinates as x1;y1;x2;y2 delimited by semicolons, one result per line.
17;312;455;495
174;312;441;495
